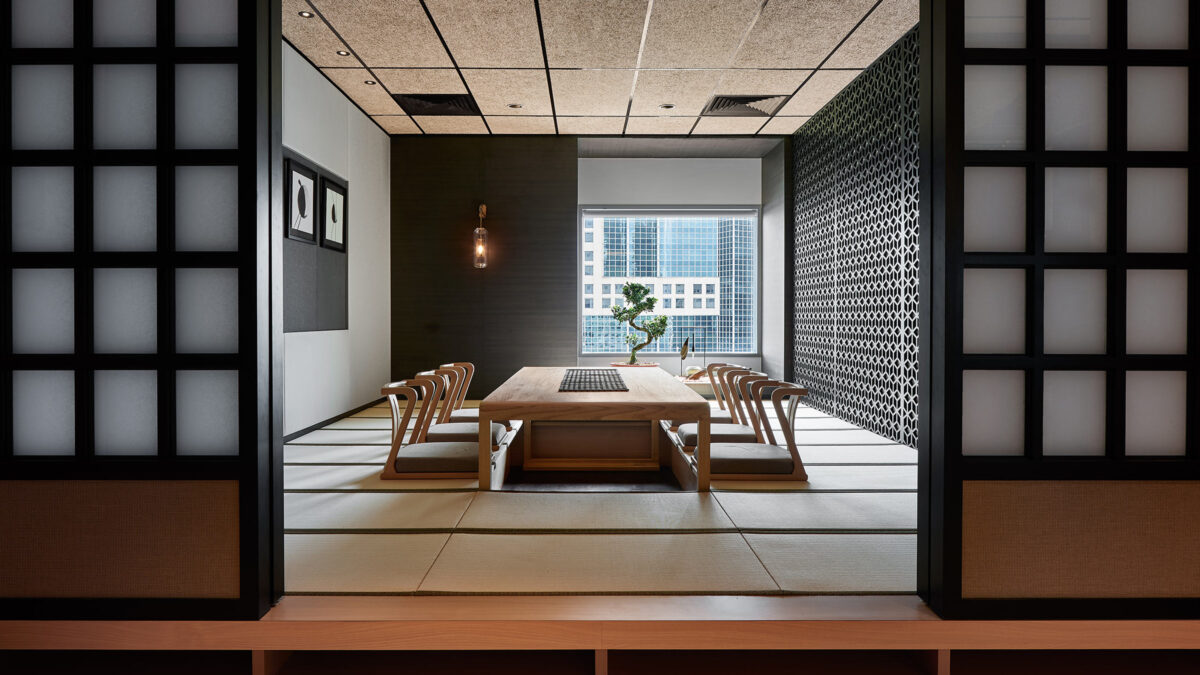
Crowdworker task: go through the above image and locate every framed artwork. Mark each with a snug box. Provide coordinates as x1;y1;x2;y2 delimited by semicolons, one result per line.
286;159;318;243
320;177;347;252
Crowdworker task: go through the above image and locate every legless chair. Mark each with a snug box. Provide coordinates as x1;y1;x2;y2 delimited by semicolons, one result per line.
708;379;809;481
440;362;512;430
674;368;765;450
380;378;488;479
418;368;509;448
669;362;735;429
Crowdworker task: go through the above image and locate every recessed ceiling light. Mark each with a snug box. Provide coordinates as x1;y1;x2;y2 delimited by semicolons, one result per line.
336;50;350;56
298;11;314;18
659;103;675;110
364;80;377;85
506;103;523;109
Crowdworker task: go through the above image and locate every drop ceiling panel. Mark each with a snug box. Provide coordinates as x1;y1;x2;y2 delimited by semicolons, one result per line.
283;0;361;67
624;117;698;135
373;115;421;134
732;0;879;68
758;116;809;135
321;68;405;114
824;0;919;68
549;69;636;116
540;0;649;68
424;0;544;68
629;69;722;116
557;117;626;135
310;0;451;67
374;68;466;95
413;116;489;134
692;117;769;135
715;69;812;95
461;69;552;116
487;116;557;134
777;70;861;116
639;0;764;69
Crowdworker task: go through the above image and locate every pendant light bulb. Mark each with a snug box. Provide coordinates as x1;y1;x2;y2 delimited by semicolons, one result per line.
473;203;488;269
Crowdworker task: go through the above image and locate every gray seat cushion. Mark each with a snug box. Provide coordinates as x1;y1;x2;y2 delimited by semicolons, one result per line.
393;442;478;473
710;443;794;475
677;422;757;446
425;421;507;445
448;408;511;428
670;410;733;427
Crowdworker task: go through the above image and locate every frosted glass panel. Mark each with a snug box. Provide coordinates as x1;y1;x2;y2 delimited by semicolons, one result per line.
1128;67;1189;151
1044;167;1107;252
94;370;157;456
176;166;238;251
175;0;238;47
93;0;157;47
964;167;1026;252
1043;371;1106;456
93;64;157;150
1126;371;1186;456
175;64;238;149
13;371;75;456
1045;0;1106;49
11;65;74;150
176;268;238;353
94;268;157;353
176;370;238;455
1126;269;1187;354
1127;168;1188;253
1127;0;1189;49
964;66;1026;150
1044;269;1106;354
11;0;73;47
1044;66;1107;151
12;166;74;252
12;268;74;354
965;0;1025;48
962;370;1025;456
963;268;1025;354
94;166;157;251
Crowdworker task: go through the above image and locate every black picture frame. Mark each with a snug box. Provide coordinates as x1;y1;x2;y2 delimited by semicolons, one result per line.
285;159;318;243
319;176;347;252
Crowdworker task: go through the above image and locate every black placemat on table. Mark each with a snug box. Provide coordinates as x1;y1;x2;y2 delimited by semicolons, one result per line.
559;368;629;392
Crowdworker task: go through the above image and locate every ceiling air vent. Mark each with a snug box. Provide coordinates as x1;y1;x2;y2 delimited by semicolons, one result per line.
392;93;481;116
701;94;788;117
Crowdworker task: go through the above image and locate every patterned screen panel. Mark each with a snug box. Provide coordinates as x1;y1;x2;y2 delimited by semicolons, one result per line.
792;29;919;448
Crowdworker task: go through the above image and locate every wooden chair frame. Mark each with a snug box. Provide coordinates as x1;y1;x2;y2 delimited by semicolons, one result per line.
706;379;810;482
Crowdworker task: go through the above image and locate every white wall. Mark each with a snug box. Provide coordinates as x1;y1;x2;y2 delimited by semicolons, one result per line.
760;144;787;379
282;44;391;435
578;158;762;205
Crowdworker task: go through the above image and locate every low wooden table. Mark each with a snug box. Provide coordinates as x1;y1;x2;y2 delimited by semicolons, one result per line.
478;366;712;491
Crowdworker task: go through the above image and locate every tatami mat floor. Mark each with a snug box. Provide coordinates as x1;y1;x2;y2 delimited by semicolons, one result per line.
284;400;917;595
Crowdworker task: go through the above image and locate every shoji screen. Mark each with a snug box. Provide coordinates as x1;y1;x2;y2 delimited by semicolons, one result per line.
1;0;275;618
926;0;1200;617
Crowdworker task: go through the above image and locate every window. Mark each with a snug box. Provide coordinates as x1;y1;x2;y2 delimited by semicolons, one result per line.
602;298;610;308
602;284;611;294
584;265;593;276
580;210;758;353
584;250;593;262
584;284;593;294
584;298;593;309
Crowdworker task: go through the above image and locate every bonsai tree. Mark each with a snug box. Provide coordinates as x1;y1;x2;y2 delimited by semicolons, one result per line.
611;282;669;364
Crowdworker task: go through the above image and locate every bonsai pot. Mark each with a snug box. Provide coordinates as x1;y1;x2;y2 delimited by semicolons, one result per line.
610;361;660;367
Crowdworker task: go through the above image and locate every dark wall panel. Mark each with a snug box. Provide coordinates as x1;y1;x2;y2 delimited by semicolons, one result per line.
283;238;348;332
792;28;920;447
391;136;578;396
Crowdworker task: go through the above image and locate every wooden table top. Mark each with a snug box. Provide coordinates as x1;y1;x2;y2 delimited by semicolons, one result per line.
480;366;710;421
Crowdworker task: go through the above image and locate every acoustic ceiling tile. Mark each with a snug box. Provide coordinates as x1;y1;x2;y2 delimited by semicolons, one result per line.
732;0;879;68
556;117;627;135
540;0;649;68
715;69;812;95
282;0;361;68
372;115;421;134
692;117;768;135
321;68;404;114
629;69;722;116
824;0;920;68
486;116;557;134
424;0;544;68
310;0;451;67
413;116;489;134
759;116;810;135
549;69;636;116
639;0;764;69
624;117;697;135
461;69;552;115
776;70;861;116
374;68;466;95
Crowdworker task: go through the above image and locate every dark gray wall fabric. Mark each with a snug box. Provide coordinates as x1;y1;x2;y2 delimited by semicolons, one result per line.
283;237;348;332
792;28;919;447
390;136;579;396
